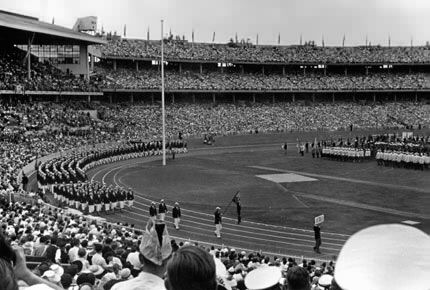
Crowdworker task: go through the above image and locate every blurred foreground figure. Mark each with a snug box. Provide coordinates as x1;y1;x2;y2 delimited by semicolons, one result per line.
334;224;430;290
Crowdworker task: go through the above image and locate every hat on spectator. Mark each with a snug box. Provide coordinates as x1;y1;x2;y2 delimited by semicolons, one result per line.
42;270;61;283
245;266;282;290
318;274;333;289
139;218;172;266
119;268;131;279
335;224;430;290
50;264;64;277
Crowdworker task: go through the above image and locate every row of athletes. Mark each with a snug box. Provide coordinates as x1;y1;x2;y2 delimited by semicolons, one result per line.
52;182;135;214
148;200;224;237
376;150;430;170
321;147;371;162
149;200;182;230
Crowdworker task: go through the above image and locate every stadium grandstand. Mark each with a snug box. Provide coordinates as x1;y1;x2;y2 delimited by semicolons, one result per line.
0;5;429;290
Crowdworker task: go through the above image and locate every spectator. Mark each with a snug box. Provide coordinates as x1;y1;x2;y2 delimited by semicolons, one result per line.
164;245;217;290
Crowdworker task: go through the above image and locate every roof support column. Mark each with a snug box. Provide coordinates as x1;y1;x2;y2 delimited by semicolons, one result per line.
252;93;256;103
373;93;376;103
282;66;285;76
113;59;117;71
136;61;139;72
415;92;417;102
27;38;31;80
91;55;95;72
332;93;335;103
179;63;182;74
212;93;216;104
172;93;175;104
199;63;203;74
292;93;295;102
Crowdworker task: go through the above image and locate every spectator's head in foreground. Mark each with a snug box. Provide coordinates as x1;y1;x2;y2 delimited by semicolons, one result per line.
286;266;310;290
165;245;217;290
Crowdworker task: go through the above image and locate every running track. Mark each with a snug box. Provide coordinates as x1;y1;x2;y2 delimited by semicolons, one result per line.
88;143;349;261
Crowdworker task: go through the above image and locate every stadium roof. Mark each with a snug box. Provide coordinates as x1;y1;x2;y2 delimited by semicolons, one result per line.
0;10;106;45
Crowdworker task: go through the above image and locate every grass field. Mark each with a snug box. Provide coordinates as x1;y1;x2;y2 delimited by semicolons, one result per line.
88;130;430;260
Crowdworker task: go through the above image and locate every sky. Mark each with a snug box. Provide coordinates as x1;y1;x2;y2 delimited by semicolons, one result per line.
0;0;429;46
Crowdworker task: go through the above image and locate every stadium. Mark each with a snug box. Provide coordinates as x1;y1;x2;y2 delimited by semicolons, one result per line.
0;3;429;290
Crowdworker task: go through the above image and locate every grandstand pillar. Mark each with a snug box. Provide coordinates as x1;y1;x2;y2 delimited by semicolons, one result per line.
91;55;95;72
282;66;285;76
344;67;347;76
303;67;306;77
324;67;327;76
312;94;315;103
394;94;397;102
136;61;139;72
365;66;369;76
130;94;134;103
87;95;91;103
151;93;154;104
109;95;113;104
373;93;376;103
332;93;335;103
252;93;256;103
113;60;117;71
172;93;175;104
29;95;32;102
272;95;275;103
415;92;418;102
233;94;236;103
27;38;31;80
200;64;203;74
192;94;196;103
212;93;216;103
292;94;296;102
262;66;265;75
241;65;244;74
352;94;356;102
179;63;182;74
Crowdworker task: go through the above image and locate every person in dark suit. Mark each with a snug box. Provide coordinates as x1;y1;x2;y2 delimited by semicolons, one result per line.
149;202;157;221
313;224;322;254
233;196;242;224
214;207;222;238
172;202;181;230
159;199;168;221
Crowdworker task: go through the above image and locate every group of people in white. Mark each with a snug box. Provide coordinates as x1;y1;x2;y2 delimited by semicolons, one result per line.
376;150;430;170
321;147;371;162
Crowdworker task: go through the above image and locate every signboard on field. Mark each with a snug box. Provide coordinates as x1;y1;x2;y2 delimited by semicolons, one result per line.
314;214;324;225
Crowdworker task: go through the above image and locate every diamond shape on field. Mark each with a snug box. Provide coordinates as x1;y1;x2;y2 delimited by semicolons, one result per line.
256;173;318;183
401;220;420;225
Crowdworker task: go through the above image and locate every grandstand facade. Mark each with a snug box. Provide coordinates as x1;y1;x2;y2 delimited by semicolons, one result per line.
93;37;430;103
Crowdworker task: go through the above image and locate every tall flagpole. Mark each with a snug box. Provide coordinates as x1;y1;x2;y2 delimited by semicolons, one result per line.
161;20;166;166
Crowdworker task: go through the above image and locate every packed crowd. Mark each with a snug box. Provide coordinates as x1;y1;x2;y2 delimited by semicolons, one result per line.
1;200;429;290
97;66;428;91
99;102;430;137
101;39;430;64
0;46;99;92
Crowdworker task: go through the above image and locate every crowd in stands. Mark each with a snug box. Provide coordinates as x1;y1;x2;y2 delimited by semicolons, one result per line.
1;200;429;290
0;47;100;92
99;102;430;137
101;39;430;64
0;199;339;290
97;65;428;91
